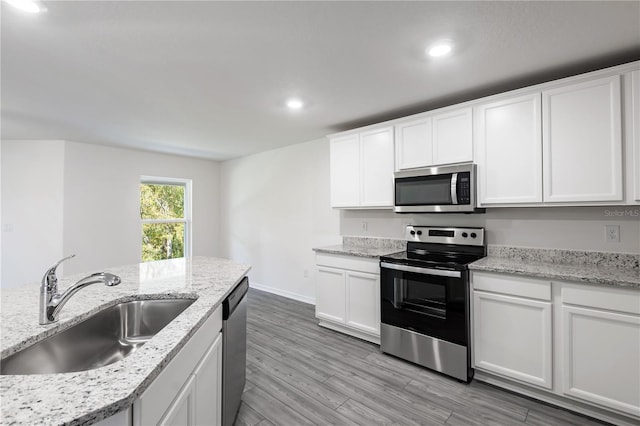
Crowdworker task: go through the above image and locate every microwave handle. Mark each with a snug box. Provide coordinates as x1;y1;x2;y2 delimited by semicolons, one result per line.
450;173;458;205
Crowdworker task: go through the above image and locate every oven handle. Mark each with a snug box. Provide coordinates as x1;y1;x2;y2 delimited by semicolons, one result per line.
380;262;461;278
393;278;404;309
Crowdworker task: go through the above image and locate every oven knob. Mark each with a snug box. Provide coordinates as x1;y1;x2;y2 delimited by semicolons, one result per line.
470;232;477;238
410;230;415;235
461;232;468;238
416;230;422;236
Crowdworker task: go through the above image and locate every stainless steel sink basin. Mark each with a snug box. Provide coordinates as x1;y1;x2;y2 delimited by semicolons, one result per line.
1;298;195;375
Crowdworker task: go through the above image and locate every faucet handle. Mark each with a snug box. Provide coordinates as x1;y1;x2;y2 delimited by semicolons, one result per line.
42;254;76;289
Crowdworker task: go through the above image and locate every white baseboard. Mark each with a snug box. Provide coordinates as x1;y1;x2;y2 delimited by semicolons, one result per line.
249;281;316;305
474;370;639;426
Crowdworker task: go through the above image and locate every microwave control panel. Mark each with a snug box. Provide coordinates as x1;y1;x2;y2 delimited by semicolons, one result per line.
457;172;471;204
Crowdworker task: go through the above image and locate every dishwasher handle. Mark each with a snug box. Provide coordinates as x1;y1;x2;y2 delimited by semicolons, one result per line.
223;277;249;319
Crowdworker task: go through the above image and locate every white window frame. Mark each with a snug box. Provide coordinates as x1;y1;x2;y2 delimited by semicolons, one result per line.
140;176;192;261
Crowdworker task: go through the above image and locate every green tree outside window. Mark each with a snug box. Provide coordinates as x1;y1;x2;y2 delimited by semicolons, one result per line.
140;181;189;262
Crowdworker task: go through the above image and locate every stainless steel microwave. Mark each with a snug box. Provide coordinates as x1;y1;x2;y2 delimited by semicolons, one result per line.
394;163;484;213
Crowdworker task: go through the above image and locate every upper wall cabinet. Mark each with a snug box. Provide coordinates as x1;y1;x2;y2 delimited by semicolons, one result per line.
395;106;473;170
632;70;640;202
330;134;360;207
542;75;623;203
475;93;543;204
330;127;394;209
476;71;629;207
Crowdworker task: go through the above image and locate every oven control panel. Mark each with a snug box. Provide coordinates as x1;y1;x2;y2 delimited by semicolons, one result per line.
406;226;484;246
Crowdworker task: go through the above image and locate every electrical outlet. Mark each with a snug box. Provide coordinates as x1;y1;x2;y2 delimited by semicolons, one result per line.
303;269;309;278
361;221;368;232
605;225;620;243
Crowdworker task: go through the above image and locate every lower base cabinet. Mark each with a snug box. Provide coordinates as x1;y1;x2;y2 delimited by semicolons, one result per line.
561;285;640;418
133;305;223;426
315;253;380;343
472;272;640;424
473;290;552;389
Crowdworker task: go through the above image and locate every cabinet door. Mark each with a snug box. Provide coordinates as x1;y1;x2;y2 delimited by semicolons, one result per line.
315;267;346;324
475;93;542;204
395;118;432;170
360;127;394;207
345;271;380;335
633;70;640;202
473;291;552;389
194;334;222;426
543;75;623;202
330;135;360;207
562;305;640;417
432;107;473;165
159;375;196;426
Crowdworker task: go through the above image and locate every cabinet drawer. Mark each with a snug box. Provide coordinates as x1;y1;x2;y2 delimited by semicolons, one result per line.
562;282;640;315
315;253;380;274
472;272;551;301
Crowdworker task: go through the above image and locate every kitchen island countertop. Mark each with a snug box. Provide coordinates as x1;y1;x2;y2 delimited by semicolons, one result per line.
0;256;250;426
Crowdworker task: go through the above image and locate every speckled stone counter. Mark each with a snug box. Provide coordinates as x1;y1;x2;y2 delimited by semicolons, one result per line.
313;236;404;258
0;256;251;426
469;246;640;289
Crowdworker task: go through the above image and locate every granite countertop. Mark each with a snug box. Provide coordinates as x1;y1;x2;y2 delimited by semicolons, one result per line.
312;244;402;258
0;256;251;426
469;248;639;289
313;236;405;259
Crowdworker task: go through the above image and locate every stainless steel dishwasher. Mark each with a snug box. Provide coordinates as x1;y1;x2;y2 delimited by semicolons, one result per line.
222;277;249;426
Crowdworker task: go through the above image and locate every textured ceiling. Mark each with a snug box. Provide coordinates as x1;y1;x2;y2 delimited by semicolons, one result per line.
2;1;639;160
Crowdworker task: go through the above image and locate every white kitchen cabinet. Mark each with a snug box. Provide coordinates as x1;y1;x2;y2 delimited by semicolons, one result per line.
134;305;223;426
475;93;543;204
315;253;380;343
315;267;347;324
329;127;394;209
561;283;640;418
395;117;432;170
472;272;640;424
472;273;552;389
330;134;360;207
542;75;623;202
159;375;196;426
345;271;380;336
395;106;472;170
194;333;223;425
360;127;395;207
432;107;473;165
632;70;640;201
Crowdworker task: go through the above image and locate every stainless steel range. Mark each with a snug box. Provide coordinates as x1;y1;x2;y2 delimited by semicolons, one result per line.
380;226;486;382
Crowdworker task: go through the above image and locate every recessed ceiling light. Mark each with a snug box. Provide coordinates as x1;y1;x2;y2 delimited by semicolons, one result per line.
427;41;453;58
286;99;304;110
4;0;43;13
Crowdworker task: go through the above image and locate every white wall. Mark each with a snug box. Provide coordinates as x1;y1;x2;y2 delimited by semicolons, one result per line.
1;140;220;287
220;138;340;303
341;207;640;254
1;140;65;287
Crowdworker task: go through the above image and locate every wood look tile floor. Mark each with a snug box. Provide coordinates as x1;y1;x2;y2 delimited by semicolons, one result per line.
235;289;608;426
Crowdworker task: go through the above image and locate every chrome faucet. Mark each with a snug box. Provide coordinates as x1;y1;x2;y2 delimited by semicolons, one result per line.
39;255;121;325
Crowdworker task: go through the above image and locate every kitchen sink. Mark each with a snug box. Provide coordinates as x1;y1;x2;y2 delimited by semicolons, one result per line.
1;298;195;375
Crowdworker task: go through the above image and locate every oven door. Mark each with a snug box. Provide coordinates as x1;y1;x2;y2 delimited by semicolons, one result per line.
380;262;468;346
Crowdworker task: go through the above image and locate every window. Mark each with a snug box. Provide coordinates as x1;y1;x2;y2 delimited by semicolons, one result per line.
140;177;192;262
